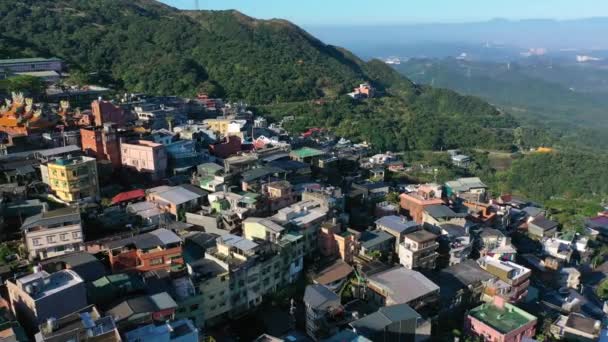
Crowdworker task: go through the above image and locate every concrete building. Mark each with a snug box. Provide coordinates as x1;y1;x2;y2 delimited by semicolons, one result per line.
272;200;328;255
465;297;537;342
80;124;121;169
34;305;121;342
21;207;84;260
478;257;531;303
0;58;63;73
125;319;198;342
375;216;420;251
528;216;559;239
398;230;439;270
243;217;285;243
7;270;87;333
146;185;204;219
422;205;467;228
551;313;601;342
43;156;99;203
120;140;168;180
204;118;246;139
559;267;581;289
105;228;183;273
366;267;439;310
263;180;297;213
349;304;431;342
303;285;343;341
445;177;488;202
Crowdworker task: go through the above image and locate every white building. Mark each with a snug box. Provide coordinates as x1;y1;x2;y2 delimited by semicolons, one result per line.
21;207;84;260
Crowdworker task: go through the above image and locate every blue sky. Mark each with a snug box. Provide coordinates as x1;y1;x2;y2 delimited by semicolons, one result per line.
161;0;608;25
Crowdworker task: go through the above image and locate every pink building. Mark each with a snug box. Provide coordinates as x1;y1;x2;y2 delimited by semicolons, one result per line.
466;297;537;342
120;140;168;180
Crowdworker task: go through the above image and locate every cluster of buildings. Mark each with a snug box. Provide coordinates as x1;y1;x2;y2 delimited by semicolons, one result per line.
0;69;607;342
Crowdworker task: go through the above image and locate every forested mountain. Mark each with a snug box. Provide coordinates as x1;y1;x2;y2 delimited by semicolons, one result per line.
395;58;608;150
0;0;519;151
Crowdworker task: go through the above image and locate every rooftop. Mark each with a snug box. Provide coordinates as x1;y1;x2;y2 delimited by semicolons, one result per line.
375;216;419;234
290;147;325;159
530;216;559;231
303;284;340;310
313;260;354;286
244;217;285;234
424;205;465;220
404;229;438;243
218;234;259;252
16;270;84;301
445;177;487;192
36;305;117;342
350;303;420;337
359;230;394;249
0;57;62;65
469;302;536;334
21;206;80;230
148;186;201;205
125;319;197;341
106;228;181;250
368;267;439;305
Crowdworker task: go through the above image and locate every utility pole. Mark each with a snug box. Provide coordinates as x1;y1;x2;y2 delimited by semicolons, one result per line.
194;0;200;10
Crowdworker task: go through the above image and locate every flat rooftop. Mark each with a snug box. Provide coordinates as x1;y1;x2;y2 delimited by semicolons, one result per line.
469;302;536;334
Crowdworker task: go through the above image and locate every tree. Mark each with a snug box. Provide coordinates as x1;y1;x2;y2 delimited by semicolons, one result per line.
0;75;46;97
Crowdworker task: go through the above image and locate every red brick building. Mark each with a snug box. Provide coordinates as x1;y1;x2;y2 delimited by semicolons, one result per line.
105;229;183;273
400;186;445;223
80;123;121;168
210;135;242;159
92;100;126;127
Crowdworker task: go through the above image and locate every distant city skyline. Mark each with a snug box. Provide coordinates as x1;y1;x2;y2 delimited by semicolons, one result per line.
161;0;608;25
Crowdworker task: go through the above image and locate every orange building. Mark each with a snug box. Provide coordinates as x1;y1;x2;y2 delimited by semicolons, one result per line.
80;123;122;168
0;92;58;136
399;186;445;223
91;99;126;127
318;221;360;264
105;229;183;273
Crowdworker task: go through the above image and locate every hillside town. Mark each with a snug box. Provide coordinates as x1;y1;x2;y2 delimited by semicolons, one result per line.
0;57;607;342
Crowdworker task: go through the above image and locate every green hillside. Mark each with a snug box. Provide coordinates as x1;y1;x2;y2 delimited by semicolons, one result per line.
0;0;518;151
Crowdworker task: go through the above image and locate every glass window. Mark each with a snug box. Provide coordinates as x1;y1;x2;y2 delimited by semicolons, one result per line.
47;236;55;243
150;258;164;266
33;238;41;246
72;232;80;239
60;233;69;241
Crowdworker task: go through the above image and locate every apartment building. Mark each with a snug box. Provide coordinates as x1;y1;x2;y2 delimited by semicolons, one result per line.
42;156;99;203
398;230;439;270
146;185;204;218
7;270;87;333
105;228;183;273
125;319;198;342
478;256;531;303
366;267;440;310
272;200;328;255
21;207;83;260
120;140;168;180
91;100;127;127
375;216;420;251
178;232;305;328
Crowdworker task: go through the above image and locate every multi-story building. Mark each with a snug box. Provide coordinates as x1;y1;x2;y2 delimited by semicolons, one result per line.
398;230;439;270
91;100;127;127
7;270;87;333
177;232;305;328
105;228;183;273
263;180;297;213
204;118;246;139
399;184;445;224
80;123;121;168
365;267;440;311
478;256;531;303
303;284;343;341
465;297;537;342
479;228;517;261
349;304;431;342
0;57;62;73
21;207;84;260
272;200;328;255
422;205;467;228
42;156;99;203
243;217;285;243
528;216;559;239
375;216;420;251
551;313;601;342
445;177;488;202
120;140;168;180
34;305;121;342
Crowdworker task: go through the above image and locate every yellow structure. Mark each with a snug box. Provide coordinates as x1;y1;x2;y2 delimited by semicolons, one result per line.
536;147;554;153
45;156;99;202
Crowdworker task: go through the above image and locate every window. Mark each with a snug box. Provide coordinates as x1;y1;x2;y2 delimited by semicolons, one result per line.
72;232;80;239
150;258;163;266
60;233;69;241
47;236;56;243
33;238;41;246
